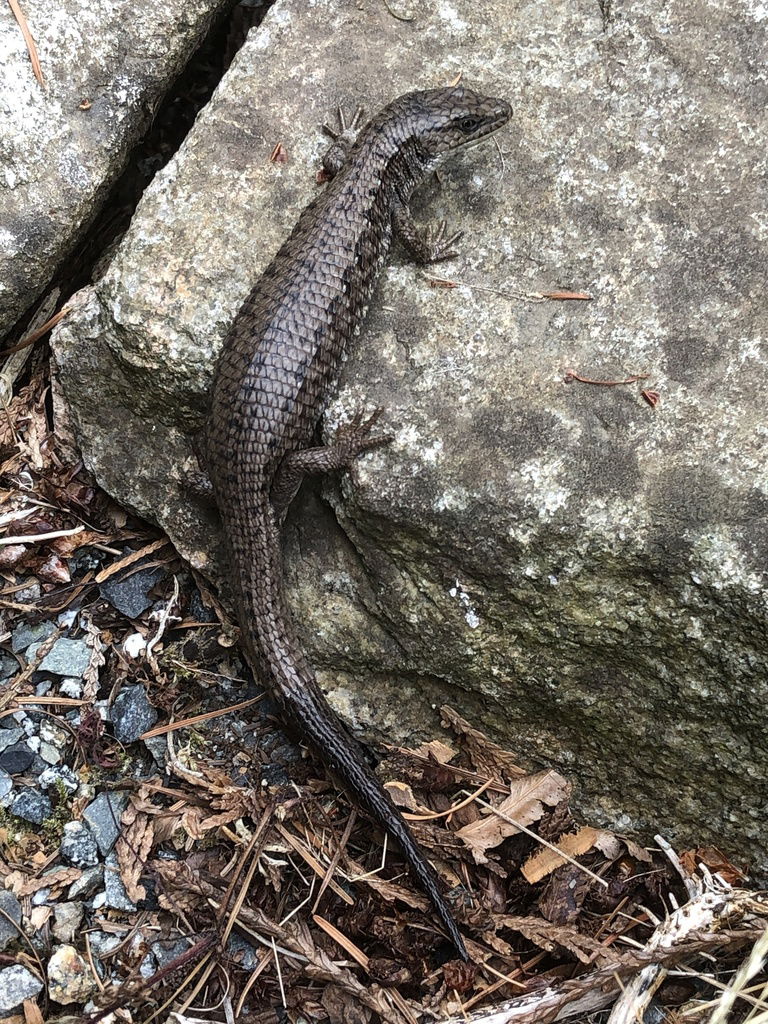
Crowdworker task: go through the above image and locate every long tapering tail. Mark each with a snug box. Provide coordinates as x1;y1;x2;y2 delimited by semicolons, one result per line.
230;499;468;961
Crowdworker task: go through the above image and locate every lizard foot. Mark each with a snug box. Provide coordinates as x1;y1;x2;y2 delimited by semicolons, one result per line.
334;408;394;465
422;219;464;263
321;104;367;178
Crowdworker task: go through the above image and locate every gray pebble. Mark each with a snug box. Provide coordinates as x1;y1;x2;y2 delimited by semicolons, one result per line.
112;685;157;744
0;743;34;775
60;821;99;868
0;964;43;1013
104;852;136;911
152;938;190;969
0;891;22;951
0;651;18;680
83;791;128;856
11;788;51;825
37;637;91;678
59;677;83;698
51;901;85;943
11;620;55;653
87;929;120;958
39;764;79;794
100;567;164;618
0;727;24;753
0;767;12;805
67;864;103;900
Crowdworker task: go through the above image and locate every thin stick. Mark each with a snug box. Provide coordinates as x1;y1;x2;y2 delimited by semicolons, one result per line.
7;0;44;85
1;524;84;545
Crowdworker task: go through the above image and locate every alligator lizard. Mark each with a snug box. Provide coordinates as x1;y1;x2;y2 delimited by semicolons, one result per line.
207;85;511;960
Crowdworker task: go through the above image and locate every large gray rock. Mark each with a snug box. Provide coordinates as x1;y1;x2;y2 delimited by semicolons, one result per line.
0;0;232;336
52;0;768;869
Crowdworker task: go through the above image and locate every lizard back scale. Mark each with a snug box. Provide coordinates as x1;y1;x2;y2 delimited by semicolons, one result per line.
207;86;511;961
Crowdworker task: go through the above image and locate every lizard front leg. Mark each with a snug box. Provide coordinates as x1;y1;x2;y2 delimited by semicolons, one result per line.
393;204;464;264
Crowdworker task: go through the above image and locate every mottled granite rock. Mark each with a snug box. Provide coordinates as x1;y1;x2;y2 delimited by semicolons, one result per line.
52;0;768;868
0;0;233;335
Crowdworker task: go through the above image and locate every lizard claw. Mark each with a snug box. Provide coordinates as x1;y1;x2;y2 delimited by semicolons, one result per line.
335;407;393;462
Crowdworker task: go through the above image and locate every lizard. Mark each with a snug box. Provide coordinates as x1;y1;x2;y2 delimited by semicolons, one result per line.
206;85;511;961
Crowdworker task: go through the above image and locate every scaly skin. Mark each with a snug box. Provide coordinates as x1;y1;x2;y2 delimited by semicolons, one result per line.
207;86;511;961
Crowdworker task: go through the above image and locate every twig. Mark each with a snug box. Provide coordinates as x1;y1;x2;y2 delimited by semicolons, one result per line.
381;0;415;20
403;776;495;821
1;306;70;355
707;927;768;1024
564;369;648;387
7;0;44;86
139;695;263;739
0;524;84;545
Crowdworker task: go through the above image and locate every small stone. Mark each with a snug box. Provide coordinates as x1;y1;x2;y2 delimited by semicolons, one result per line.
60;677;83;698
0;651;18;679
31;887;51;906
0;767;13;805
151;937;190;969
87;929;120;958
40;719;69;747
14;581;41;604
37;637;91;678
112;685;157;744
0;891;22;950
143;734;167;766
100;567;164;618
0;964;43;1012
0;743;34;774
60;821;99;868
40;764;80;794
35;679;53;697
227;932;259;970
11;787;51;825
83;792;128;855
52;901;85;943
40;741;63;764
0;727;24;752
67;864;103;900
38;719;69;764
104;852;136;911
11;619;55;653
47;943;95;1004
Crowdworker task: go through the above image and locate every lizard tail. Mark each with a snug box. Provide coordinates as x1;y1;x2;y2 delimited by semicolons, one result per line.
233;500;468;962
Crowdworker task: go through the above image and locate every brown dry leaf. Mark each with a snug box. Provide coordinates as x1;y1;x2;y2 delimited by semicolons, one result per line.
116;802;154;902
384;780;433;815
456;770;569;864
538;863;592;924
680;846;745;883
28;905;52;931
22;998;44;1024
500;913;632;966
8;867;81;895
522;826;599;883
441;705;527;781
79;611;106;701
412;738;457;764
180;800;247;839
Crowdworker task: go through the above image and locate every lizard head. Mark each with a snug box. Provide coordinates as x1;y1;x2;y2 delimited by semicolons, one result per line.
404;85;512;161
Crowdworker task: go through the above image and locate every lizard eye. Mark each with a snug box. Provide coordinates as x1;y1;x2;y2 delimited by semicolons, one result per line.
458;116;481;132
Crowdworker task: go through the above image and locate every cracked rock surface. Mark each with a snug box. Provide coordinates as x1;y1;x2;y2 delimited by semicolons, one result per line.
0;0;231;334
52;0;768;868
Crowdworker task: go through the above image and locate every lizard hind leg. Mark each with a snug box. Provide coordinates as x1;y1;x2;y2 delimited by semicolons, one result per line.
270;408;393;520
